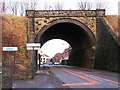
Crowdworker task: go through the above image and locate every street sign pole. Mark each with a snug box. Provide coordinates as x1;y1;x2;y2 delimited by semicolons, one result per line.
3;47;18;74
26;43;41;78
13;52;15;74
2;47;18;89
4;52;6;61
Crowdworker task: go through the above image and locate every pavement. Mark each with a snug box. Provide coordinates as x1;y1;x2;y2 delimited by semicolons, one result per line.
12;68;65;89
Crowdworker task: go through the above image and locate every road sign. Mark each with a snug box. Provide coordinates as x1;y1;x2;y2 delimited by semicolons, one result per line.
26;43;41;50
3;47;18;51
26;43;40;47
26;47;41;50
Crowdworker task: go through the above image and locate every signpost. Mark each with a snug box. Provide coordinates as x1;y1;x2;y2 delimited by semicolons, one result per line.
26;43;41;77
3;47;18;73
2;47;18;89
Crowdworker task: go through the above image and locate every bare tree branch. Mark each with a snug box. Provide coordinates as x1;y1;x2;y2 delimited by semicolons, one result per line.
20;2;25;16
96;2;107;9
10;2;19;15
20;2;30;16
0;2;2;13
29;0;38;10
87;2;93;10
77;1;94;10
48;5;52;10
44;2;49;10
24;2;30;10
54;1;64;10
78;1;87;10
0;0;8;13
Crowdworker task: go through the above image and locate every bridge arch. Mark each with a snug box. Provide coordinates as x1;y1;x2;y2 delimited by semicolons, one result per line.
35;18;96;68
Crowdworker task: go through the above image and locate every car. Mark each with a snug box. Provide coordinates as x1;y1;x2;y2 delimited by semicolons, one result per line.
47;62;53;65
54;62;60;65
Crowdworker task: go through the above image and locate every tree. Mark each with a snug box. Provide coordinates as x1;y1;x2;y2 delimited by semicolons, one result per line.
0;2;3;13
44;2;52;10
77;1;93;10
95;2;107;9
0;0;8;14
44;2;48;10
10;2;19;15
87;2;93;10
20;2;30;16
20;2;25;16
48;5;52;10
29;0;38;10
78;1;87;10
54;1;64;10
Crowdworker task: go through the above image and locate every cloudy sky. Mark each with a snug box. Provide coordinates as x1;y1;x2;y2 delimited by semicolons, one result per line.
1;0;119;15
38;0;119;15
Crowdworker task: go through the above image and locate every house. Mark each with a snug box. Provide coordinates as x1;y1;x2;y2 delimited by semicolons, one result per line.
52;46;72;64
40;54;50;64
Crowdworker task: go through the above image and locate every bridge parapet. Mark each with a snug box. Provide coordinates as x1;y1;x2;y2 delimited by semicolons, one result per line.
26;9;105;18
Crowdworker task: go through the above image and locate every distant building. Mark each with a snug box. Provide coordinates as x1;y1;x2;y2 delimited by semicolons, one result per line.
52;53;62;62
40;54;50;64
52;46;72;64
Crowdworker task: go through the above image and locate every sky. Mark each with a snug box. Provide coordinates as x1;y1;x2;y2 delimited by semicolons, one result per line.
41;39;70;58
1;0;119;15
37;0;119;15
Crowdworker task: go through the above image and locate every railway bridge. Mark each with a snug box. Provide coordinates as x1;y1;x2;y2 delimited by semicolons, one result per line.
26;9;119;77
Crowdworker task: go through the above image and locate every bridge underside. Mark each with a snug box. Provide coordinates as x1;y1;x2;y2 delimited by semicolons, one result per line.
35;18;96;68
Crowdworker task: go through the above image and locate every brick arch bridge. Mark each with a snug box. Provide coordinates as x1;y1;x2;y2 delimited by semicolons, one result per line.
35;18;96;67
26;10;119;77
36;18;95;47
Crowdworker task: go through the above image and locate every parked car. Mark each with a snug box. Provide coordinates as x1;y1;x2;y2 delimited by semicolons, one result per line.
47;62;53;65
54;62;60;65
